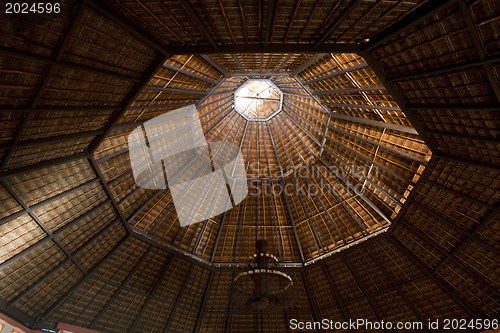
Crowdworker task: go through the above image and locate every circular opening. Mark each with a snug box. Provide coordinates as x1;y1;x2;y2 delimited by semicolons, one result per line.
234;79;283;121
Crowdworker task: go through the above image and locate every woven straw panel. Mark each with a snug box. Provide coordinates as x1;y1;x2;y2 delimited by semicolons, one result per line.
323;141;412;200
136;89;201;105
0;1;74;56
398;67;497;106
100;0;427;45
57;202;116;251
233;54;284;71
93;128;129;161
152;200;183;243
5;158;93;206
130;192;173;232
323;256;363;301
258;313;289;333
0;214;45;264
415;183;489;231
119;188;156;220
215;55;243;72
323;133;413;188
0;240;65;302
398;203;463;253
427;129;499;166
130;299;174;333
124;247;165;294
98;151;132;183
318;307;348;332
455;238;500;291
415;109;499;143
331;1;429;43
39;66;135;107
94;238;149;284
391;223;446;270
304;265;339;310
171;219;202;252
105;0;208;45
16;262;84;317
165;307;197;333
168;55;222;81
300;53;360;82
192;218;221;259
151;66;213;89
92;289;147;333
401;277;471;320
345;299;379;332
33;181;104;232
3;137;92;169
371;237;425;284
284;54;318;72
472;0;500;56
0;182;22;219
62;6;156;78
154;257;191;302
371;290;424;330
373;2;475;74
281;271;310;312
0;113;22;144
73;221;126;271
49;278;119;327
0;58;45;107
199;313;227;333
283;100;327;138
198;96;234;129
21;110;111;140
177;265;210;309
120;101;199;125
203;271;233;314
476;215;500;248
438;262;499;315
110;170;141;203
333;119;430;161
344;248;393;294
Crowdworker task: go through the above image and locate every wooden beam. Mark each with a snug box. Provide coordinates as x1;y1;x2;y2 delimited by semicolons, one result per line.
313;0;363;48
0;46;141;83
363;0;460;51
162;63;219;85
200;55;230;76
179;0;218;49
323;101;400;112
38;234;130;321
390;237;479;318
360;51;439;153
168;43;359;55
193;269;215;333
88;53;170;154
304;62;368;85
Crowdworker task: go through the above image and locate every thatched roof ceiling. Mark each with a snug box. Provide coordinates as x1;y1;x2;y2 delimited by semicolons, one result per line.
0;0;498;332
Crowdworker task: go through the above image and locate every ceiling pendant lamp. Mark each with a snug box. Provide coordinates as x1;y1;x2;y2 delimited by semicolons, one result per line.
230;239;296;311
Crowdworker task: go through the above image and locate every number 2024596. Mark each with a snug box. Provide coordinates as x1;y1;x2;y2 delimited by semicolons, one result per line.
5;3;61;14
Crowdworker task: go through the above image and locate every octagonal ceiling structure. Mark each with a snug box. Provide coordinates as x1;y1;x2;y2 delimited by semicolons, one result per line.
0;1;498;331
91;52;432;265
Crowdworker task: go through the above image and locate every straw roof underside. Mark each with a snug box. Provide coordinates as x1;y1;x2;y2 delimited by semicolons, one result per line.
0;0;498;332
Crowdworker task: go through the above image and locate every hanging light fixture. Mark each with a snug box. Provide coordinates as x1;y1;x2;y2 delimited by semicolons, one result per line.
230;239;296;311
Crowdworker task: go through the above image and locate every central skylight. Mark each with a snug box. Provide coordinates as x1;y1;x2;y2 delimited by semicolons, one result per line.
234;79;283;121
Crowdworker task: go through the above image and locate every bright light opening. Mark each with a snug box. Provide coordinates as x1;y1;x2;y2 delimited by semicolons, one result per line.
234;79;283;121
